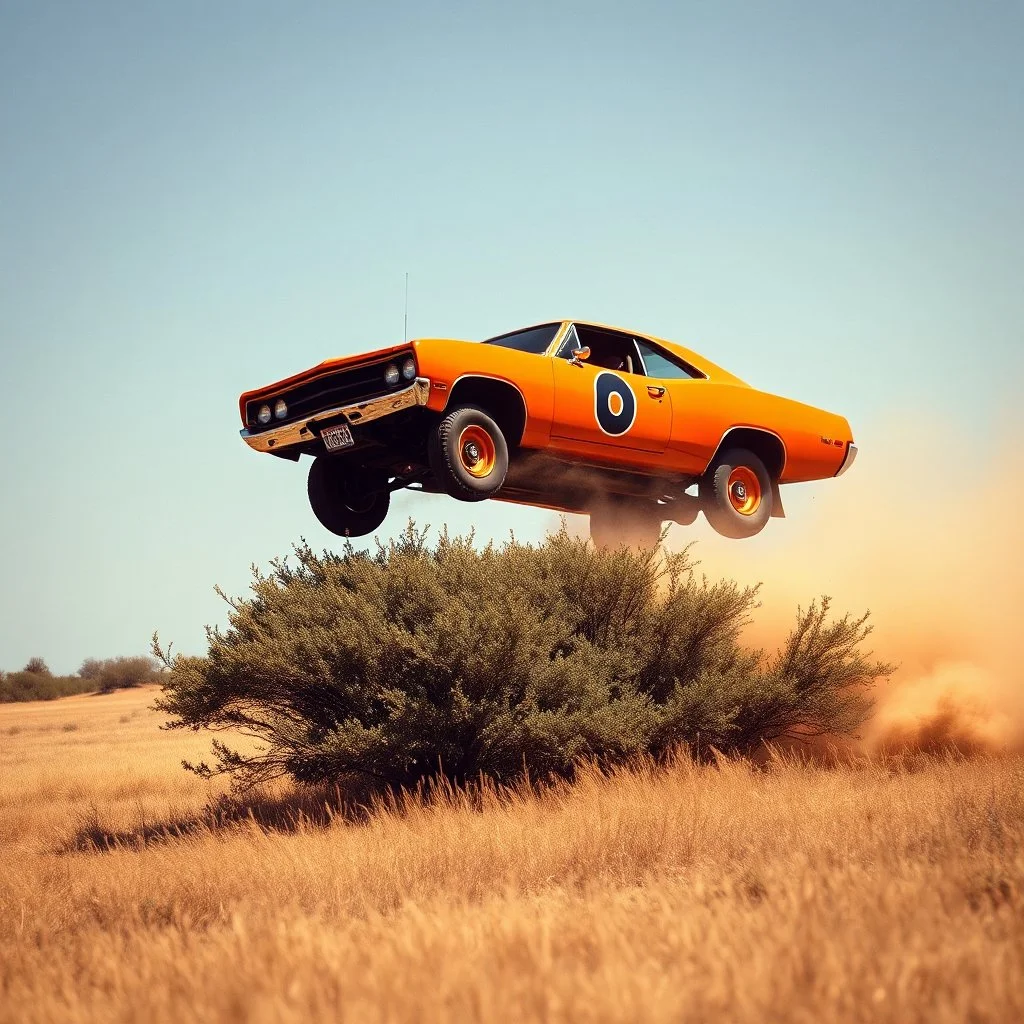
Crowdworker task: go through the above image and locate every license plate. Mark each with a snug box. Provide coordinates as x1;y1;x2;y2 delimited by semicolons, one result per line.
320;423;354;452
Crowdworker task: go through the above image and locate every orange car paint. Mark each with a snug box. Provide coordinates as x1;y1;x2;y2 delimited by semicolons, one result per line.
239;321;854;486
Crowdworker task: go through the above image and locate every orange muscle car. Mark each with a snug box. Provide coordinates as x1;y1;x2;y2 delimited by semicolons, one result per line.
239;321;856;544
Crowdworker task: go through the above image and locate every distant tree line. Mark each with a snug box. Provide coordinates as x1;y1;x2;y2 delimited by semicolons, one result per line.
0;655;160;703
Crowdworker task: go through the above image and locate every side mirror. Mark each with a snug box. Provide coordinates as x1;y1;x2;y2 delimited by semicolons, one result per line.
569;346;591;367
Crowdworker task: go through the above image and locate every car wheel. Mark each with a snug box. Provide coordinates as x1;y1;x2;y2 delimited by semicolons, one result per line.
428;404;509;502
589;496;664;549
307;457;390;537
699;447;773;539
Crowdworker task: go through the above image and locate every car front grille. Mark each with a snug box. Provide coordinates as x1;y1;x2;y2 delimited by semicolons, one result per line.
246;352;413;430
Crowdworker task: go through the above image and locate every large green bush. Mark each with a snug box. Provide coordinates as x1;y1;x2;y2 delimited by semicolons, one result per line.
156;526;891;789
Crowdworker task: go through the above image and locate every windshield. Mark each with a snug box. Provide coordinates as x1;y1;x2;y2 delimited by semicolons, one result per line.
482;323;560;354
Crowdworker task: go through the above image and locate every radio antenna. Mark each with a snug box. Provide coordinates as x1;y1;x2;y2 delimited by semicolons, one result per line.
403;272;409;344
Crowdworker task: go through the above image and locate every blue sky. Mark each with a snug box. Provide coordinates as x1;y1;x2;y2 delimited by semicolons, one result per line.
1;1;1021;673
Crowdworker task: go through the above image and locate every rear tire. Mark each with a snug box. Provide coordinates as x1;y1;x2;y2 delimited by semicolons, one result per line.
307;457;390;538
589;496;664;549
699;448;772;539
428;404;509;502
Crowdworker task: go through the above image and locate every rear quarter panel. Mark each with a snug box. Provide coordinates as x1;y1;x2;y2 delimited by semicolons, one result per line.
667;380;853;482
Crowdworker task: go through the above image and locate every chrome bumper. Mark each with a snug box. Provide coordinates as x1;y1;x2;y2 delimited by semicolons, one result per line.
240;377;431;454
835;443;858;477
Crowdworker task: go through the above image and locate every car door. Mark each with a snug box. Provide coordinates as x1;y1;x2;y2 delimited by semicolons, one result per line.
549;325;672;459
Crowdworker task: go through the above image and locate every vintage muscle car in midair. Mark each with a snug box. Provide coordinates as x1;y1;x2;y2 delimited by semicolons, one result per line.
238;321;856;546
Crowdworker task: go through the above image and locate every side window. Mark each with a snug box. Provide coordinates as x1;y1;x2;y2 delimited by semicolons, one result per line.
635;340;702;380
566;326;643;374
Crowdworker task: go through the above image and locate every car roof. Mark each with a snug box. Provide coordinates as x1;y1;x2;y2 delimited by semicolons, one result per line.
522;320;749;386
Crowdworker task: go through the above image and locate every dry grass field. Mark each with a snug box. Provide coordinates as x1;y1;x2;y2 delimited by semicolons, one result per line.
1;686;1022;1023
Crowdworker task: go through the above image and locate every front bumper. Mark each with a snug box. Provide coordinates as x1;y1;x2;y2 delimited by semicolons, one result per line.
240;377;431;454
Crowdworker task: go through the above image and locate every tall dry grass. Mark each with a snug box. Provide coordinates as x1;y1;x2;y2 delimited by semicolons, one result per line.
0;687;227;852
1;687;1022;1023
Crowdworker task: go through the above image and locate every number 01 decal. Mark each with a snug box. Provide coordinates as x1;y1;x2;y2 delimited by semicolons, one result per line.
594;371;637;437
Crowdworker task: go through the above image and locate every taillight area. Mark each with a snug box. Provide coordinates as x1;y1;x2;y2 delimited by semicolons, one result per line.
835;443;858;477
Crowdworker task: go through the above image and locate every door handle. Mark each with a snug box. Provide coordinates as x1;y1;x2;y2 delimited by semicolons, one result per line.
647;385;666;398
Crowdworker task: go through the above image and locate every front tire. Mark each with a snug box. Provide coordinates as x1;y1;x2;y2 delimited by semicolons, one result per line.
307;457;390;538
428;404;509;502
699;448;773;539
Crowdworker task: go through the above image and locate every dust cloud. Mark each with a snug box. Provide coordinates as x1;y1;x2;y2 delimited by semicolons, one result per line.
562;417;1024;754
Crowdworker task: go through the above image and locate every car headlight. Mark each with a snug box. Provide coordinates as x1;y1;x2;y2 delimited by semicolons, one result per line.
385;363;400;386
274;398;288;420
257;404;272;425
402;357;416;380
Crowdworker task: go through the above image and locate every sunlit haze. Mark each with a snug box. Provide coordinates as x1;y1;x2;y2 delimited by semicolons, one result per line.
1;1;1021;672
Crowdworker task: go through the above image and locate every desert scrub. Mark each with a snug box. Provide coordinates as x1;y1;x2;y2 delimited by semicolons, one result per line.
155;524;891;790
